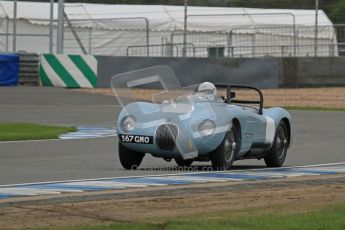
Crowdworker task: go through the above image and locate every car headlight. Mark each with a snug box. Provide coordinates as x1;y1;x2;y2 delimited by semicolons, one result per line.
198;120;216;137
121;115;136;132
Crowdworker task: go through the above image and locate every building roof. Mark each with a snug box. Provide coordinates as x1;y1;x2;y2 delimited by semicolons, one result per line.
0;1;333;32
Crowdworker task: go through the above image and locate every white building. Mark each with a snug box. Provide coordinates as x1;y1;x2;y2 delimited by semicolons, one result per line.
0;1;337;57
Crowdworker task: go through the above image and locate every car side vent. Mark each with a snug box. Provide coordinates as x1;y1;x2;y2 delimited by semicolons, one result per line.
155;124;178;151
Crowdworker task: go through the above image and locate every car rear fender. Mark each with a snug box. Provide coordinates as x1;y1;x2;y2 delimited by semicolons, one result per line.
263;107;293;148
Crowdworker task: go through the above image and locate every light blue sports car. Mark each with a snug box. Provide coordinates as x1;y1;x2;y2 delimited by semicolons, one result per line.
113;66;292;170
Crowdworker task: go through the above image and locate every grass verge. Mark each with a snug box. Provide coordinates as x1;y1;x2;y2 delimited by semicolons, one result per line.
0;122;76;141
53;204;345;230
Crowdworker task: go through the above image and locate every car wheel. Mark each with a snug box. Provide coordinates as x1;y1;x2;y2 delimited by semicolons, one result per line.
118;142;145;170
264;121;289;167
175;157;193;167
210;127;238;170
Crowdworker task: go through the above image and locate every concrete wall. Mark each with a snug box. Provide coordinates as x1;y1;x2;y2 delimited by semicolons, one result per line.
96;56;345;88
280;57;345;87
97;56;279;88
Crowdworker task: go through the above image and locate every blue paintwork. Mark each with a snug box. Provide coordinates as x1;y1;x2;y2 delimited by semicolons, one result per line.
116;94;292;160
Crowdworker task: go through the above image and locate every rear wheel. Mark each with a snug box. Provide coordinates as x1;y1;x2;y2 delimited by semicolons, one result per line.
118;142;145;169
175;157;193;167
264;121;289;167
210;127;238;170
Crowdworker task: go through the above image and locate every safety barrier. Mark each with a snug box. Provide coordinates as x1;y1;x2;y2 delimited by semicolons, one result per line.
18;52;40;86
40;54;97;88
40;55;345;89
0;53;19;86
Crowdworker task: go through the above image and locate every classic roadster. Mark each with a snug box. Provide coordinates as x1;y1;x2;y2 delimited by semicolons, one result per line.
113;66;292;170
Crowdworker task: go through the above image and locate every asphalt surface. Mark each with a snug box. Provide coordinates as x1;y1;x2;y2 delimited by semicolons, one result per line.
0;87;344;185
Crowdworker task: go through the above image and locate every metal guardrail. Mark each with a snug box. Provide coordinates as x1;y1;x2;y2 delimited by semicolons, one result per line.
128;23;345;58
227;43;343;57
128;42;344;58
127;43;196;57
186;13;297;57
3;8;345;58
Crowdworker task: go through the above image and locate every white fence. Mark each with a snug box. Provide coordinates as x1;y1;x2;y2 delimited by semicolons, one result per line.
127;25;344;58
1;14;345;58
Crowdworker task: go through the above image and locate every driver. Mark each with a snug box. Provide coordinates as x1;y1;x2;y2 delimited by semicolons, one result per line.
197;82;217;100
198;82;217;95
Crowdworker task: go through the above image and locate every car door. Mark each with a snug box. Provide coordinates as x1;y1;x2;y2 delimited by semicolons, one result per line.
251;112;269;145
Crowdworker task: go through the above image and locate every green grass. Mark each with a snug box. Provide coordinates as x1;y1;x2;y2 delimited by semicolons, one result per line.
283;106;345;112
0;122;76;141
45;204;345;230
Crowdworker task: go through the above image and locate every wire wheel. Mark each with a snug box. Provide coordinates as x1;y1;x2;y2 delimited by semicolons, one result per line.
264;121;289;167
175;157;193;167
224;131;237;163
275;126;288;161
210;127;238;170
118;142;145;170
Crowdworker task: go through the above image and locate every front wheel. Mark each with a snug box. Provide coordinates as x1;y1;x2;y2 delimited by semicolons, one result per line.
175;157;193;167
264;121;289;167
210;127;238;170
118;142;145;169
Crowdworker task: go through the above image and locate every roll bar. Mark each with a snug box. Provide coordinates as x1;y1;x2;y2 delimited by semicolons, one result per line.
214;83;264;115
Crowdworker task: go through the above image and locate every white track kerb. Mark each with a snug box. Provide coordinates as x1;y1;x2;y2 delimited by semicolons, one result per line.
59;127;117;140
1;162;345;200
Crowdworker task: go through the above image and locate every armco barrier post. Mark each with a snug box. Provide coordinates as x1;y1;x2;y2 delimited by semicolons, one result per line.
57;0;64;54
12;0;17;52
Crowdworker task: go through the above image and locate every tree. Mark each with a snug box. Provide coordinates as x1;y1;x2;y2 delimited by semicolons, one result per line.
329;0;345;23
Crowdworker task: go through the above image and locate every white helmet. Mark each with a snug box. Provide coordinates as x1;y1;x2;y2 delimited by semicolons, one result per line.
198;82;217;95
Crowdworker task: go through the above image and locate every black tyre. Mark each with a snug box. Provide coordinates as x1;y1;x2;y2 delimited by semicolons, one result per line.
210;127;238;170
175;157;193;167
118;142;145;169
264;121;289;167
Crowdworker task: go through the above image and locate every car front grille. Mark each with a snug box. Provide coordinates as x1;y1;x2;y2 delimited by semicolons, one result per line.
155;124;178;151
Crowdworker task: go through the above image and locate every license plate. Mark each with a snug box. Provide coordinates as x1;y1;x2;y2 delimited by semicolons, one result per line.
119;134;153;144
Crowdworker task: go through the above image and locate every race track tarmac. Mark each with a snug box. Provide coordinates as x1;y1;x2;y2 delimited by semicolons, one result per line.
0;87;344;185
